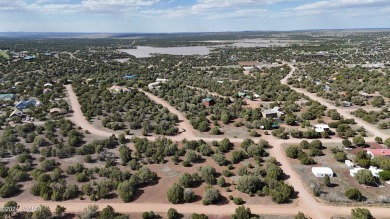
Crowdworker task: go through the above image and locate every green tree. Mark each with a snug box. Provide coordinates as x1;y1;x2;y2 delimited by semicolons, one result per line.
2;201;19;217
119;146;131;165
355;169;375;185
98;205;117;219
221;113;229;124
117;180;137;203
345;188;363;201
351;208;374;219
231;206;251;219
167;183;184;204
191;213;208;219
55;205;66;218
32;205;52;219
384;137;390;148
334;151;347;162
167;208;180;219
353;136;365;146
342;139;352;147
324;175;331;187
203;187;222;205
237;175;263;194
295;212;310;219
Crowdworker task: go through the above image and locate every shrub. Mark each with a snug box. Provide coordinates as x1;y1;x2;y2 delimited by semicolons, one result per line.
167;183;184;204
233;197;245;205
355;169;375;185
351;208;374;219
345;188;363;201
202;188;222;205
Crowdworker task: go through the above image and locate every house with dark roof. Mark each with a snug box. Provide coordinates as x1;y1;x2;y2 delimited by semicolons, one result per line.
202;98;215;107
15;99;40;110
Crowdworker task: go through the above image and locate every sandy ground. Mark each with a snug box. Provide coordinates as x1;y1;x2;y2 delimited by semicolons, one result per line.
23;69;390;219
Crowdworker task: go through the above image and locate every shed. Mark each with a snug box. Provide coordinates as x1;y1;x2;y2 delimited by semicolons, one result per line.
312;167;333;177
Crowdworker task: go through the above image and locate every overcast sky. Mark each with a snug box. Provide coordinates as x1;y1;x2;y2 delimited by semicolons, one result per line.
0;0;389;32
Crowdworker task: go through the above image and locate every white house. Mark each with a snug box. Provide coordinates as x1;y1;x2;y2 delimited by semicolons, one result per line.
312;167;334;177
349;167;365;177
148;78;168;90
369;166;383;177
345;160;355;169
313;124;330;133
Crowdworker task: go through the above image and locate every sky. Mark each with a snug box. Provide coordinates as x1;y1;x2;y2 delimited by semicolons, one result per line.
0;0;389;32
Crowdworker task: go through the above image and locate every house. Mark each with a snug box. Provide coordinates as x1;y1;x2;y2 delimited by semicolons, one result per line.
365;149;390;159
0;94;15;101
202;98;214;107
44;83;53;87
350;167;383;178
15;99;40;110
9;109;23;118
313;124;330;133
272;106;285;117
44;52;52;56
369;166;383;177
345;160;355;169
350;167;365;177
108;85;130;93
217;80;224;84
312;167;334;177
124;75;137;79
15;82;23;86
261;109;278;119
148;78;168;90
24;55;36;61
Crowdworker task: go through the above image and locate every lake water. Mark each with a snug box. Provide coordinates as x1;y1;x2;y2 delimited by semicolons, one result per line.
118;46;210;58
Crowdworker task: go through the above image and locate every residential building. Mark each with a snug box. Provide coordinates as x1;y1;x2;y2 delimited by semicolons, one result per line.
15;99;40;110
312;167;334;177
108;85;130;93
365;149;390;159
261;109;278;119
124;75;137;79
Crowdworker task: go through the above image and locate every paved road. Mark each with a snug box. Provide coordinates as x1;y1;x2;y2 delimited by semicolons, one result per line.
50;76;389;218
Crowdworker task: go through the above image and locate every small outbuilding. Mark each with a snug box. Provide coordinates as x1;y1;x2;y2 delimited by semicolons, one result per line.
312;167;334;177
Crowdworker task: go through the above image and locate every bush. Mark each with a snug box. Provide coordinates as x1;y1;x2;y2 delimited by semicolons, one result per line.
355;169;375;185
351;208;374;219
233;197;245;205
334;151;347;162
142;211;159;219
167;183;184;204
345;188;363;201
117;180;137;203
237;175;263;194
378;170;390;181
286;145;301;159
167;208;180;219
191;213;208;219
202;188;221;205
231;206;251;219
353;136;366;146
295;212;310;219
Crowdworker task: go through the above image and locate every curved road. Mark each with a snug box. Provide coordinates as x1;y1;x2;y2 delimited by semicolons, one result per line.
12;76;387;218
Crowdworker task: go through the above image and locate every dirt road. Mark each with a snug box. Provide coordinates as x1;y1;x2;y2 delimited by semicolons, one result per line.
52;84;389;218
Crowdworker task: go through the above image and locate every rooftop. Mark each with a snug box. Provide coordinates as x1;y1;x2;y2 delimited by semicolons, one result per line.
365;149;390;156
202;98;213;102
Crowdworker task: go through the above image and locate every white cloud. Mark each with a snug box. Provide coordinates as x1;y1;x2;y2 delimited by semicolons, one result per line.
294;0;390;11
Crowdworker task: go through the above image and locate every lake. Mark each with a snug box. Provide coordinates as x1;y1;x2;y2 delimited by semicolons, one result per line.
118;46;210;58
